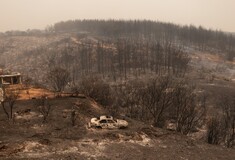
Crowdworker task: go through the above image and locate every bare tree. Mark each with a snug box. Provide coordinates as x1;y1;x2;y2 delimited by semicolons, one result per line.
208;95;235;147
70;85;80;97
34;95;52;123
1;89;19;120
111;80;144;118
140;76;175;127
79;76;112;106
47;67;71;95
172;83;206;134
218;95;235;148
207;117;223;145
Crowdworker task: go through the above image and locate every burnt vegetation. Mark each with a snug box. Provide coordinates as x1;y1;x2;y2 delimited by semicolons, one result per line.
1;89;19;120
0;19;235;151
33;95;52;123
207;94;235;147
52;20;235;60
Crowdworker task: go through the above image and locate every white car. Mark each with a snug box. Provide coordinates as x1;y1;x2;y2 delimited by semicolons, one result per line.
88;115;128;129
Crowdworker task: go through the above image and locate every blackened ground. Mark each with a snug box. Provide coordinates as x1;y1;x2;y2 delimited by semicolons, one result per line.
0;96;234;160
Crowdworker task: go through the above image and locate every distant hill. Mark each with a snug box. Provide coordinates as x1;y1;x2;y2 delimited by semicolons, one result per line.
53;20;235;51
0;19;234;84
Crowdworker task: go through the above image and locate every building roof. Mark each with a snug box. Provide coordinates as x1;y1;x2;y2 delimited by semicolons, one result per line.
0;73;21;78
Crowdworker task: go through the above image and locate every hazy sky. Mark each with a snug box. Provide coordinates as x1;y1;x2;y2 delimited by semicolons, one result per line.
0;0;234;32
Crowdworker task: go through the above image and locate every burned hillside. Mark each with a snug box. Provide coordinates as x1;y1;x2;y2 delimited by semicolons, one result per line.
0;20;235;159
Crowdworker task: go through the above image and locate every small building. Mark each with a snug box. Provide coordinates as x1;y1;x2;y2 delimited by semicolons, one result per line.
0;73;22;85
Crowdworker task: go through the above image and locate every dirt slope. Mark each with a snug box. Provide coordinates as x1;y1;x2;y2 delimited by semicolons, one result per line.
0;95;234;159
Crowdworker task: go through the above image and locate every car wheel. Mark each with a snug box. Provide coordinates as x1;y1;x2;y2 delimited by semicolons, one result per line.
119;126;126;129
96;126;102;129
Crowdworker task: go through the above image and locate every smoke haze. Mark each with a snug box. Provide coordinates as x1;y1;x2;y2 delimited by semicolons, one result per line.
0;0;234;32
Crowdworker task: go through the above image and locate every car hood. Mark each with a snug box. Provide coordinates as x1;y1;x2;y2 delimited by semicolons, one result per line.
117;119;128;126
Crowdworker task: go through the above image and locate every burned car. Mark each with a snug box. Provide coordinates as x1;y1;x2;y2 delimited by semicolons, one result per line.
88;115;128;129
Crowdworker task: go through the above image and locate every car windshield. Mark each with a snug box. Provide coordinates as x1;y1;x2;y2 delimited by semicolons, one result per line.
107;120;114;123
100;120;107;123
